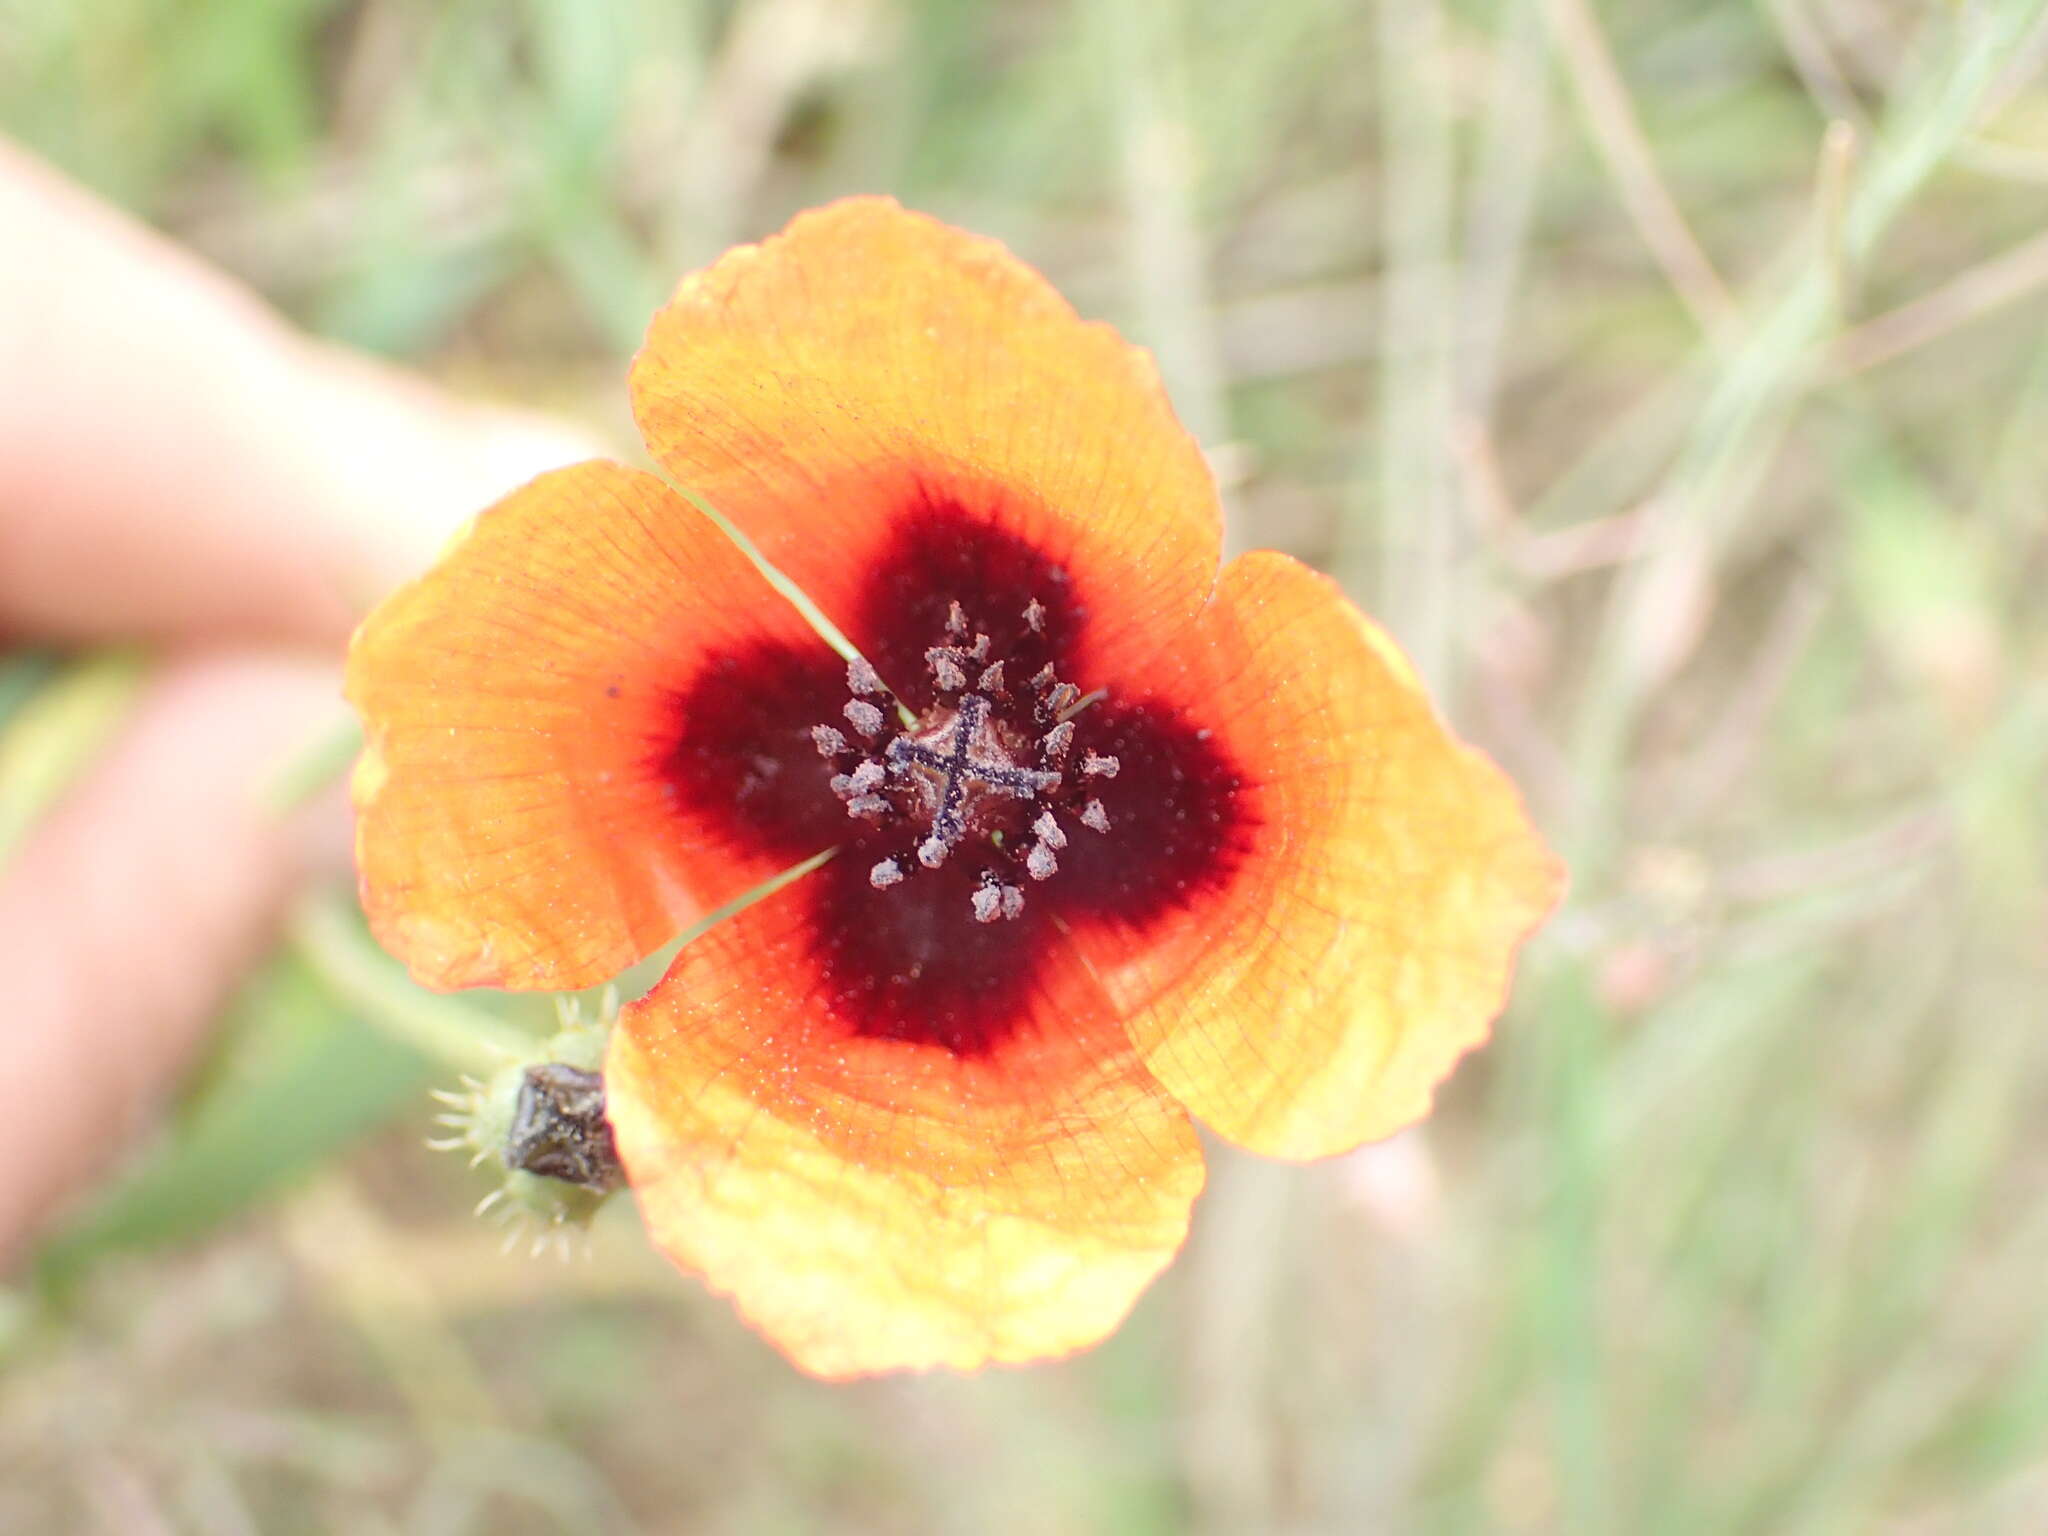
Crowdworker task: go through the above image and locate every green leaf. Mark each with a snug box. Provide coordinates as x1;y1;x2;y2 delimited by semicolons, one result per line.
30;954;433;1297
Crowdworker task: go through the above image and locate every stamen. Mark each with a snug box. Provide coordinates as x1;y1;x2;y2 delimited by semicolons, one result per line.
1057;687;1109;722
848;657;886;696
971;877;1027;923
828;603;1127;903
1032;810;1067;849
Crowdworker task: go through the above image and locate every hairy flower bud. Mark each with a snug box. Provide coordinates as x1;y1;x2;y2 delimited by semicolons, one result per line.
428;990;622;1254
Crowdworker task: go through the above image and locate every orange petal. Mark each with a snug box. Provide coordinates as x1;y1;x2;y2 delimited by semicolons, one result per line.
604;864;1204;1378
346;459;847;991
1073;553;1564;1160
629;197;1223;686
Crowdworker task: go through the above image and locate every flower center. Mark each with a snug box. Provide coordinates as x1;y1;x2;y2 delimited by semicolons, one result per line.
810;599;1120;922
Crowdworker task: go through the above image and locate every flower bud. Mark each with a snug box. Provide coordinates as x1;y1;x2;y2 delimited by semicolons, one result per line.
429;989;622;1253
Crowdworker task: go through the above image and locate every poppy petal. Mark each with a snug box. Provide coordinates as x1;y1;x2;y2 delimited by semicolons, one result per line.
346;459;845;991
629;197;1223;687
1076;552;1564;1161
604;867;1205;1378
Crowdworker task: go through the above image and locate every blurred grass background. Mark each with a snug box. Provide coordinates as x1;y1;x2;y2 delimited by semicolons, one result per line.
5;0;2048;1530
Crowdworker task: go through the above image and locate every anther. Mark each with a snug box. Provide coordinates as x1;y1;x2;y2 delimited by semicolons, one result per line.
946;600;969;637
1082;751;1120;778
926;648;967;692
1030;663;1057;691
1045;682;1080;715
847;657;886;696
848;760;885;794
917;835;950;869
971;879;1027;923
1023;598;1046;633
1026;842;1058;880
1032;810;1067;849
978;660;1005;693
969;633;991;661
869;858;904;890
1041;720;1075;760
1080;799;1111;833
844;699;885;737
845;794;890;819
811;725;847;757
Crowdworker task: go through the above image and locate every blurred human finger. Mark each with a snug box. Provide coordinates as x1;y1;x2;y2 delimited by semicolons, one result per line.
0;651;344;1266
0;138;600;647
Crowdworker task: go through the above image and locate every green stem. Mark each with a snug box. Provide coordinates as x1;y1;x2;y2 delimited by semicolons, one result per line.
1374;0;1460;697
289;888;532;1072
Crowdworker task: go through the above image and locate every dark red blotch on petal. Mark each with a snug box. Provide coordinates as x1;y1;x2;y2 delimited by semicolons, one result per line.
798;853;1052;1056
851;495;1085;710
663;639;850;862
1047;697;1251;928
657;493;1249;1058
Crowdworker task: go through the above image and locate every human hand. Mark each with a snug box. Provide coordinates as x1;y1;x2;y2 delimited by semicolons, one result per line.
0;140;597;1263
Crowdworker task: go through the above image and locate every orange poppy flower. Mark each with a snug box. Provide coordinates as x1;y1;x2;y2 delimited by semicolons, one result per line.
346;198;1562;1378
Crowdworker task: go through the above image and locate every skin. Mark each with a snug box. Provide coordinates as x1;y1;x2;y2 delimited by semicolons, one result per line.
0;140;596;1266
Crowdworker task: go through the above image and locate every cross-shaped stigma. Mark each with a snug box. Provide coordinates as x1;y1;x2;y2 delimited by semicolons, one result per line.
886;694;1061;865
